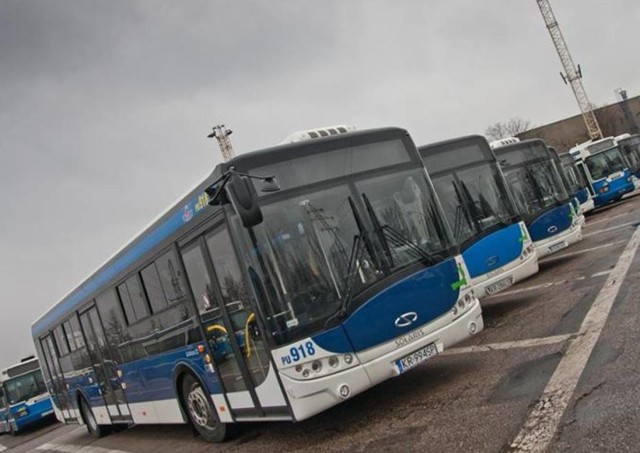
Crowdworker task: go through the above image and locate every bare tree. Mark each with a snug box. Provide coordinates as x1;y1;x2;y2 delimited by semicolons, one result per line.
485;117;531;141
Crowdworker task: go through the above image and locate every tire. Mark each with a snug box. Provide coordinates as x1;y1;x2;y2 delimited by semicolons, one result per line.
80;398;107;438
181;374;228;443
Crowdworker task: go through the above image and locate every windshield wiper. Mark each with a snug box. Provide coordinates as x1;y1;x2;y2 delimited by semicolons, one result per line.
361;194;393;271
362;193;438;266
323;233;367;328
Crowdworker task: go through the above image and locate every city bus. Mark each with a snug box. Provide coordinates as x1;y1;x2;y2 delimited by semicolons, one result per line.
417;136;538;298
32;127;484;443
0;357;54;434
548;146;587;224
568;137;636;207
617;133;640;181
491;138;583;258
0;385;8;434
555;151;595;215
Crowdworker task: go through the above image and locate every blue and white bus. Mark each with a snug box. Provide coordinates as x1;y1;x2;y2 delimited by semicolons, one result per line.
0;385;8;434
569;137;636;206
32;127;483;443
0;357;54;434
617;134;640;182
491;138;583;258
417;136;538;298
555;151;595;215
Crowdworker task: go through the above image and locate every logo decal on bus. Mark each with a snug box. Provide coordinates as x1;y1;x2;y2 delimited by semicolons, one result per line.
486;256;499;267
182;205;194;223
394;312;418;328
547;225;558;233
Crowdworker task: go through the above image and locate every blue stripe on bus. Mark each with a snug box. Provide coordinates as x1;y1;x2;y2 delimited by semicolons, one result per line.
462;223;524;279
526;203;573;243
592;171;635;206
10;397;54;431
313;258;459;353
32;195;208;336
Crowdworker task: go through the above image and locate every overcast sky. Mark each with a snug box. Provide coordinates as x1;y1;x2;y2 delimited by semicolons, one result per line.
1;0;638;365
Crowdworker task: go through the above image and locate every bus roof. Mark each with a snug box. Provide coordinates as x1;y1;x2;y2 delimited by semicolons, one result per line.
417;135;495;175
32;127;410;337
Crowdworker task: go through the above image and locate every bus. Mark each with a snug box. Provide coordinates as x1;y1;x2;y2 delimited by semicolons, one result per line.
491;138;583;258
568;137;636;207
0;385;8;434
0;357;54;434
552;150;594;216
32;127;484;443
417;136;538;298
617;133;640;181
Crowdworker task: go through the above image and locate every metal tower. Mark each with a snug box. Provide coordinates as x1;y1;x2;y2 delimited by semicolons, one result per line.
207;124;236;161
536;0;603;140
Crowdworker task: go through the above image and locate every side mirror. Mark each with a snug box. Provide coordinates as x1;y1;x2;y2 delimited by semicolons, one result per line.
226;173;264;228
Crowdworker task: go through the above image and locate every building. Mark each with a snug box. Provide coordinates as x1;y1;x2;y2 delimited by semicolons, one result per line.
518;94;640;153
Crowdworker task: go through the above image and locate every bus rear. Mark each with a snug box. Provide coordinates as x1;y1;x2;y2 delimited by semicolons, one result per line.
492;139;583;258
418;136;538;299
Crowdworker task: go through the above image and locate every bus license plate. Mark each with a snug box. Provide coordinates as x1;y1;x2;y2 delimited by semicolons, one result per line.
485;276;513;295
395;343;438;374
549;241;567;253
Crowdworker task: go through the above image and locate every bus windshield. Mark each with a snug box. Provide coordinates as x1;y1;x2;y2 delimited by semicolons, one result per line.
496;143;569;219
231;141;455;345
428;159;516;246
3;370;47;405
559;155;587;193
619;136;640;172
585;147;628;180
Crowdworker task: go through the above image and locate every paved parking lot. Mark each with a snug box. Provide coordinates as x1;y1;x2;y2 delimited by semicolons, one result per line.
2;193;640;453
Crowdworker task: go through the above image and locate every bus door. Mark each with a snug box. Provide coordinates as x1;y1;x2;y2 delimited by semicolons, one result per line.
180;225;286;419
79;306;133;423
40;335;76;421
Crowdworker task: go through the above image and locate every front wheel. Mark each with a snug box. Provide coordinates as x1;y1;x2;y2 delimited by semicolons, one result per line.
80;398;107;438
181;374;228;443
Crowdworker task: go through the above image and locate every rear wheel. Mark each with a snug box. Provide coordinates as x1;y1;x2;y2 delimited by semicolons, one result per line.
181;374;228;443
80;398;107;438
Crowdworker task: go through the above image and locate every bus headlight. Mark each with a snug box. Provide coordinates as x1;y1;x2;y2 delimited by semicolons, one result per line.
599;185;609;193
452;291;476;319
280;353;360;381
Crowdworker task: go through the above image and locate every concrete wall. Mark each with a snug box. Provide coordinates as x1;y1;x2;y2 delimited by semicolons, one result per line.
517;95;640;153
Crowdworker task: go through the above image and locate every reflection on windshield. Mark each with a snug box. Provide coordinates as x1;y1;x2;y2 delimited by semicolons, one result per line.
502;160;568;219
232;168;454;345
431;163;515;245
4;371;47;405
586;148;628;180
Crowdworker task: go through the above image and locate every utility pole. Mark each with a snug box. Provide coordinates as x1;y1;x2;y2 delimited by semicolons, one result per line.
536;0;603;140
207;124;236;161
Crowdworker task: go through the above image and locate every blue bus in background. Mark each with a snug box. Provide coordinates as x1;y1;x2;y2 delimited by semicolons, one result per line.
491;138;583;258
418;136;538;298
1;357;54;434
32;127;483;443
617;133;640;182
569;137;636;207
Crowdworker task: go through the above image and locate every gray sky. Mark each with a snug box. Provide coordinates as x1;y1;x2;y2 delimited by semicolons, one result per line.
1;0;638;365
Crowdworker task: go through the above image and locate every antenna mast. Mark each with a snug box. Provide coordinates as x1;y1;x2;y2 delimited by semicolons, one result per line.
536;0;603;140
207;124;236;161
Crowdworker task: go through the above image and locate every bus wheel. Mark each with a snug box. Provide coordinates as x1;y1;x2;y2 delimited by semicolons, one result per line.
80;398;107;438
181;374;227;443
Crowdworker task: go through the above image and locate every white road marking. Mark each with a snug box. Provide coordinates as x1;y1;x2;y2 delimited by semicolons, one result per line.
539;240;626;263
509;227;640;453
442;334;572;356
583;221;638;238
37;442;132;453
490;271;609;297
585;212;626;226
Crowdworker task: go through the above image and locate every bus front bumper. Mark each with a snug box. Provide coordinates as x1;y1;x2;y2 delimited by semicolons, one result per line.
535;223;583;258
471;247;539;299
282;299;483;422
